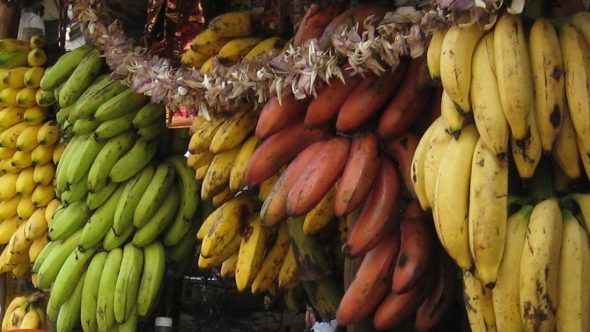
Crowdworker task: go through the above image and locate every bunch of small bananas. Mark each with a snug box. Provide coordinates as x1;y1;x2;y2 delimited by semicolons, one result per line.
1;294;46;330
182;11;284;72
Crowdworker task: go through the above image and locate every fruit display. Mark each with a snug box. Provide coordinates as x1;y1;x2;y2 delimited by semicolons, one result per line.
2;293;46;330
411;10;590;331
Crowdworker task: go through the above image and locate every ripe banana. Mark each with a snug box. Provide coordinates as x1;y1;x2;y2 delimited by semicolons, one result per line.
302;187;335;235
553;107;581;179
251;224;290;293
0;195;19;219
209;11;254;38
202;146;240;199
229;135;260;192
463;270;497;331
23;66;44;88
217;37;261;65
411;117;442;210
37;121;59;146
23;106;47;125
32;162;54;186
0;107;23;129
244;37;284;60
511;111;542;179
16;167;35;194
2;67;27;88
278;245;297;288
16;125;42;152
209;111;257;153
440;89;465;136
25;208;47;240
235;215;269;292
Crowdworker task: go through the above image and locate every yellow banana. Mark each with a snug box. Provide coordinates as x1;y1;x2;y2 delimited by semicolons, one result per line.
440;89;465;136
23;106;47;125
17;195;36;220
5;299;27;329
190;29;227;54
463;270;497;332
235;215;269;292
0;172;18;199
23;67;44;88
519;199;562;331
200;56;217;74
16;87;37;107
422;118;452;208
16;124;41;152
0;216;19;244
30;144;53;165
31;184;54;207
278;245;297;289
220;253;238;278
217;37;261;65
427;28;447;79
52;143;65;164
195;163;209;181
19;306;41;328
0;121;30;149
0;87;20;106
33;162;55;185
180;49;208;69
25;207;47;240
302;187;335;235
251;224;290;293
29;36;45;49
2;67;28;88
209;111;257;153
258;169;281;202
201;146;240;200
244;37;284;60
571;11;590;44
0;39;30;52
209;11;254;38
440;23;484;113
0;146;15;159
1;296;29;330
187;150;213;170
16;167;35;194
27;48;46;67
433;125;478;270
45;198;60;226
188;117;223;152
510;111;541;179
198;234;241;269
200;197;254;256
36;120;60;146
579;134;590;181
0;106;24;129
553;108;581;179
11;150;32;169
0;195;20;219
411;117;442;210
212;187;234;208
229;135;261;192
28;235;48;262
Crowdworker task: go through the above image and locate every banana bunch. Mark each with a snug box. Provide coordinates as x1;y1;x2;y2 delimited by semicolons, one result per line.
183;11;284;72
1;294;46;330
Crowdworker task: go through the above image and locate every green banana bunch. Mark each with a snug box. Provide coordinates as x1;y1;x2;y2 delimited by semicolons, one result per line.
59;48;104;108
40;45;95;90
132;187;180;247
103;225;135;251
48;201;89;241
94;112;136;140
36;230;83;289
87;132;136;192
71;79;126;120
133;162;176;228
109;138;158;182
94;88;147;121
56;271;85;332
47;247;95;311
65;135;105;185
133;103;165;128
60;174;89;204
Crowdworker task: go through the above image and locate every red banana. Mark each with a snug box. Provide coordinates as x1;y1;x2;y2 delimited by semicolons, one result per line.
245;121;327;185
336;64;407;133
378;57;432;139
255;95;309;139
415;254;456;332
383;132;420;197
334;132;379;216
345;158;402;257
305;71;363;128
260;141;327;227
337;232;400;325
318;4;390;49
286;137;350;216
294;2;347;46
391;206;433;293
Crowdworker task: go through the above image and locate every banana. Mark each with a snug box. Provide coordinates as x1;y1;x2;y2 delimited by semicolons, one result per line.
23;66;44;88
164;156;201;246
0;172;18;199
258;169;281;202
251;224;290;293
217;37;261;65
71;79;127;120
26;48;46;67
1;122;31;149
302;187;335;235
17;195;35;220
510;111;542;179
19;305;41;329
0;195;19;219
137;241;166;317
463;270;497;332
30;184;54;207
469;139;508;287
0;216;18;243
0;39;30;52
243;37;284;60
97;248;123;332
133;103;165;128
15;167;35;194
133;162;176;228
556;210;590;332
0;50;28;69
2;67;28;88
188;117;223;153
209;11;253;37
114;243;144;323
86;181;119;210
117;308;138;332
16;124;41;152
87;132;136;191
59;48;103;107
198;231;241;268
15;87;36;107
411;117;442;210
200;56;217;74
53;143;65;164
94;88;147;121
137;119;166;140
94;111;136;140
132;187;179;247
571;11;590;43
278;245;297;288
520;199;562;331
48;201;89;241
471;32;509;155
31;238;59;273
23;106;47;124
1;296;28;330
30;144;53;165
0;146;14;161
0;87;19;106
79;184;125;250
28;236;48;262
229;135;260;192
113;164;155;234
181;49;208;68
55;270;85;332
25;207;47;240
195;163;209;181
103;223;135;251
45;198;60;224
187;149;213;170
0;106;24;129
235;215;269;291
439;23;484;113
32;162;54;186
553;107;581;179
49;246;96;309
440;89;465;136
433;124;478;270
3;298;28;330
10;149;32;169
55;135;84;193
60;175;89;205
200;197;252;258
168;220;200;263
494;13;534;141
209;111;257;153
81;251;107;332
202;146;240;199
37;120;59;146
65;135;105;184
36;89;55;107
220;253;238;278
190;37;230;58
109;138;158;182
530;18;565;152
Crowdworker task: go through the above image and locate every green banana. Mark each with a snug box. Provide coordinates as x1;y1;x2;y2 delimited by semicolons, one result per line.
56;104;73;127
97;248;123;332
48;201;89;241
137;241;166;317
87;132;136;192
113;164;155;235
60;174;89;204
66;75;110;122
36;230;83;289
72;118;100;136
55;135;84;193
54;80;66;101
114;243;144;323
31;239;60;273
117;308;138;332
81;251;107;332
103;225;135;251
72;79;127;120
133;162;176;228
59;49;104;107
133;187;180;247
163;155;200;246
94;88;147;121
36;89;56;107
65;135;105;185
138;119;166;141
49;247;96;309
133;104;165;128
56;270;85;332
168;217;199;262
87;181;119;210
109;139;158;183
40;45;95;90
79;185;125;250
0;50;28;69
94;112;136;141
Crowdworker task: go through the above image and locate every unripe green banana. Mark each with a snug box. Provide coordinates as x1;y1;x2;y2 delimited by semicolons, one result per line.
79;185;125;250
59;49;104;108
48;201;89;241
97;248;123;332
113;164;155;235
55;135;84;194
94;88;147;122
36;229;84;289
117;308;138;332
60;174;89;204
40;45;94;90
86;181;119;210
31;239;60;273
114;243;144;323
138;119;166;141
93;112;136;140
81;251;107;332
133;187;180;247
65;135;106;185
133;103;165;128
72;79;126;120
137;241;166;317
133;162;176;228
49;247;96;309
56;270;85;332
103;225;135;251
87;132;136;192
109;139;158;183
168;218;199;262
72;118;100;136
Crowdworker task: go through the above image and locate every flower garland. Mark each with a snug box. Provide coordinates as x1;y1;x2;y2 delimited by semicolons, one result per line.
72;0;516;117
